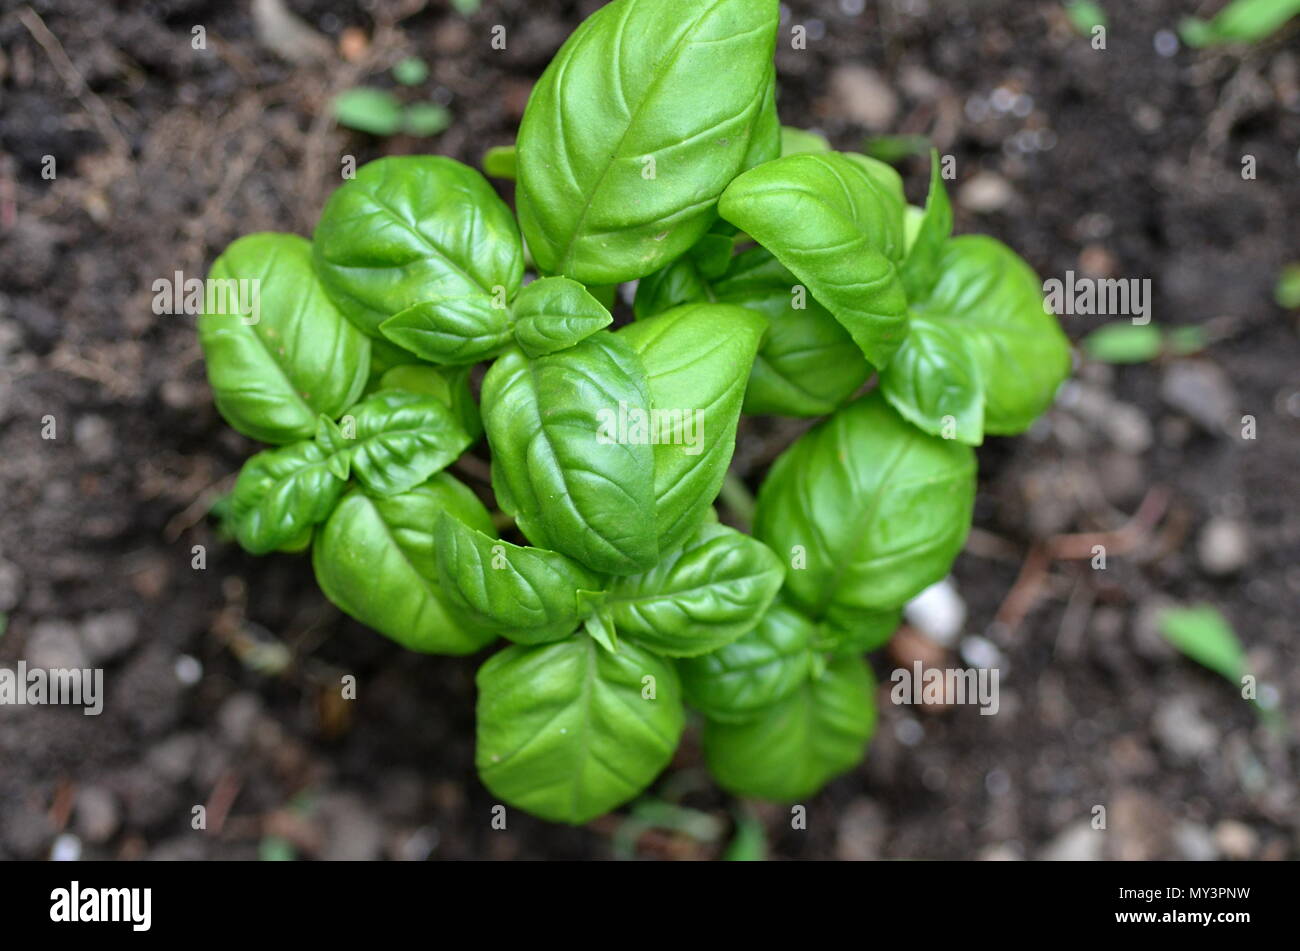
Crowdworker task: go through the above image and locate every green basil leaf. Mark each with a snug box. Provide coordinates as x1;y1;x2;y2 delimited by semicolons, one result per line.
378;363;482;442
719;151;909;368
740;62;781;170
616;304;765;553
631;254;712;321
715;248;871;417
366;334;425;383
228;441;346;555
482;144;517;180
481;335;659;575
753;393;976;635
815;607;901;654
433;512;603;645
515;0;780;284
608;522;785;657
312;475;497;654
689;233;738;281
379;296;513;365
680;598;815;722
779;125;831;156
703;654;876;801
476;634;685;824
198;233;370;444
632;244;869;417
582;604;620;654
889;235;1071;438
510;276;613;357
879;316;985;444
312;156;523;339
328;390;472;497
898;149;953;302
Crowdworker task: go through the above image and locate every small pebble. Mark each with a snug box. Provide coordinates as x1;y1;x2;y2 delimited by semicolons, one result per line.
903;577;966;647
73;415;115;464
174;654;203;685
1197;517;1251;576
959;172;1014;213
1213;820;1258;859
50;833;82;862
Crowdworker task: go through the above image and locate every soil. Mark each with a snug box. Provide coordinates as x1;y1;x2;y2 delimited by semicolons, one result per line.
0;0;1297;861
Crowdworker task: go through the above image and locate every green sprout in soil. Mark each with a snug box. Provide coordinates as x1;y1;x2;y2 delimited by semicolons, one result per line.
1180;0;1300;48
332;57;450;138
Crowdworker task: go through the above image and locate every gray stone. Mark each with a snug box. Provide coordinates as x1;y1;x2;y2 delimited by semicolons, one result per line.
80;609;139;664
1161;360;1236;433
828;64;898;128
1153;696;1218;760
1173;822;1219;861
1197;517;1251;576
73;414;115;464
1038;821;1103;861
317;793;384;862
74;786;121;844
217;693;262;748
1213;820;1258;859
25;619;87;670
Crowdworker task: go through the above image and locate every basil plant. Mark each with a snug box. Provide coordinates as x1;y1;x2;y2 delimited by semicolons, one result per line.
197;0;1069;825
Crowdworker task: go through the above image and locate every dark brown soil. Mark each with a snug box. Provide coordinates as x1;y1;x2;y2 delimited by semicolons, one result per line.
1;0;1297;861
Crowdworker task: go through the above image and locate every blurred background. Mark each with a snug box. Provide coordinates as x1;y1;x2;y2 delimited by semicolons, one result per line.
0;0;1297;860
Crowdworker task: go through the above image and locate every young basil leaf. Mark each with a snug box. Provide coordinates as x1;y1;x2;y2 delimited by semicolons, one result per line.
476;634;685;824
879;317;985;445
703;654;876;801
481;335;659;575
715;248;871;417
633;244;869;417
312;156;523;339
719;151;909;368
198;233;370;444
608;522;785;658
228;441;347;555
617;303;766;553
583;604;620;654
898;149;953;303
379;296;514;365
515;0;780;284
883;235;1071;441
482;144;517;180
631;255;712;321
679;598;815;722
312;475;498;655
325;390;472;497
510;276;613;358
689;233;738;282
433;512;603;645
753;393;976;636
378;363;482;442
780;125;832;156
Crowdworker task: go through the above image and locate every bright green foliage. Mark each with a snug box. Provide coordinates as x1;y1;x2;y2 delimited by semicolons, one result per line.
195;0;1070;829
